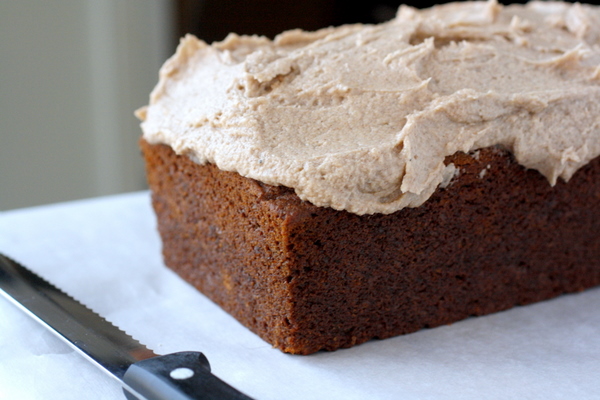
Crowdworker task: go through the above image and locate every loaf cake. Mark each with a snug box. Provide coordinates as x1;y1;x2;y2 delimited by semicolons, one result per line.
138;0;600;354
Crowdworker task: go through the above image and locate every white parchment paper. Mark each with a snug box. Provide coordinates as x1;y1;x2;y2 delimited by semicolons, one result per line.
0;191;599;400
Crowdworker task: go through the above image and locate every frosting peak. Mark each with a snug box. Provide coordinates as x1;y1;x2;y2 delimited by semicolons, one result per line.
139;0;600;215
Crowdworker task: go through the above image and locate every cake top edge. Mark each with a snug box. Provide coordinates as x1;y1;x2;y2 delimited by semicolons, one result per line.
139;0;600;215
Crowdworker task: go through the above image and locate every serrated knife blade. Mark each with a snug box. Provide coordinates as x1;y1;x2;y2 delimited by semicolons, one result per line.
0;253;253;400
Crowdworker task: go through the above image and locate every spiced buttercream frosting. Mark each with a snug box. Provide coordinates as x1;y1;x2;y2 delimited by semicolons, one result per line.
138;0;600;215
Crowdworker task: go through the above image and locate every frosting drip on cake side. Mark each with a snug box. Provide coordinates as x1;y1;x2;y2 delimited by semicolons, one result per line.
138;0;600;215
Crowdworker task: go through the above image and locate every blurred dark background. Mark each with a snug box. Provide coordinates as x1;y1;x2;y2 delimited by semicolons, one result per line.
175;0;531;43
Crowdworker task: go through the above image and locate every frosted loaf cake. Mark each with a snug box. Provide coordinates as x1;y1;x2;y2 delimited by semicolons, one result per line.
138;0;600;354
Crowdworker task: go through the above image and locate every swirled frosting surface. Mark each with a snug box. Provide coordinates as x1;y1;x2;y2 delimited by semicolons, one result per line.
138;0;600;215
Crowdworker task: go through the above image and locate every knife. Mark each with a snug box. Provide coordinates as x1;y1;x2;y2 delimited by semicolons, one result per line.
0;253;254;400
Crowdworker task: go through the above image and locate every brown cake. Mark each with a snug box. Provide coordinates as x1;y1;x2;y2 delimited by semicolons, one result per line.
141;140;600;354
138;1;600;354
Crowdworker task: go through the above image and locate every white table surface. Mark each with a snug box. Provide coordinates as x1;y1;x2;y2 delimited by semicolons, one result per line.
0;191;599;400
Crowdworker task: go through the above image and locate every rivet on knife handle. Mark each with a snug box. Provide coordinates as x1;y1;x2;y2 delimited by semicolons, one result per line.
0;253;253;400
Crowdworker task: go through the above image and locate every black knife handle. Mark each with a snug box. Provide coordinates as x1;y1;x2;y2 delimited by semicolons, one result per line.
122;351;254;400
